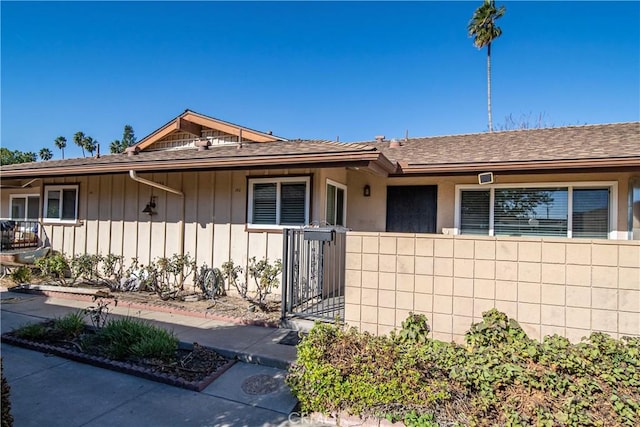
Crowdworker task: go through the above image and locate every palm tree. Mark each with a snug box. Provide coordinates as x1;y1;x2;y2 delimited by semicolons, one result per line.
110;140;122;154
73;131;86;157
39;148;53;161
468;0;506;132
83;136;97;156
54;136;67;159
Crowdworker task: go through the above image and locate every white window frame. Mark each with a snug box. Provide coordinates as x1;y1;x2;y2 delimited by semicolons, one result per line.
326;179;347;227
247;176;310;229
9;194;40;221
454;181;618;239
43;185;79;224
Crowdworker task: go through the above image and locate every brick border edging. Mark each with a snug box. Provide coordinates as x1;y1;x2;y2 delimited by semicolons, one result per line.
1;333;236;392
16;289;280;328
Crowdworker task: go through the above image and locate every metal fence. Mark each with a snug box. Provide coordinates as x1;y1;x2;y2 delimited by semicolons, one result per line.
1;220;42;251
281;226;347;322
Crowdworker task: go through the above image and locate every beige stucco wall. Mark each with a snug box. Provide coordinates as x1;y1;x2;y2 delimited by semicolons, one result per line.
346;171;637;237
345;232;640;343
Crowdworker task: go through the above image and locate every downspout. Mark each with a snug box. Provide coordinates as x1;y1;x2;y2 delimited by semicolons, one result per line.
22;178;40;188
129;170;184;197
128;170;186;262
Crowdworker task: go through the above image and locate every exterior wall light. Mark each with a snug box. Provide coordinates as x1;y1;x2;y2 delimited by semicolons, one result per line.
142;196;157;215
363;185;371;197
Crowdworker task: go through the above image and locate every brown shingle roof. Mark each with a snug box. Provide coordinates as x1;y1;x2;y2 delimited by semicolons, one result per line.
1;122;638;178
0;140;386;178
368;122;640;173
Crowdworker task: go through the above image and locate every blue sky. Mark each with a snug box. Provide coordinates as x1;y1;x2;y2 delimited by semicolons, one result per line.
2;1;639;160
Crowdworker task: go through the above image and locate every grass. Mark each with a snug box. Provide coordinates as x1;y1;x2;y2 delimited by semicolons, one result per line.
53;312;85;339
13;323;48;340
13;313;179;364
94;317;178;362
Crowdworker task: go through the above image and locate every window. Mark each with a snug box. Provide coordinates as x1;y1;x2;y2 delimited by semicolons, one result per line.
44;185;78;222
494;188;568;237
326;180;346;226
460;190;489;235
248;177;310;227
9;195;40;220
457;183;615;239
573;188;610;239
630;177;640;240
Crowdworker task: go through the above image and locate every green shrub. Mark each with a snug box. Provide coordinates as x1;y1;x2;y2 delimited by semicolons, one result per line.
287;322;452;421
35;253;69;285
9;266;31;284
130;331;179;362
97;318;178;362
53;312;85;340
1;358;13;427
395;312;430;345
70;254;103;284
247;257;282;307
13;323;48;341
287;311;640;426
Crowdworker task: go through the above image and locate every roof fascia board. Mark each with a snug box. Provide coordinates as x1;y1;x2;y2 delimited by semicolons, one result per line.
135;111;284;151
397;157;640;174
135;121;179;150
0;151;387;179
182;112;280;143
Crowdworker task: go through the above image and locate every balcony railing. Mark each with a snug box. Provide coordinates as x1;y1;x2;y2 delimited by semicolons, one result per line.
1;220;42;251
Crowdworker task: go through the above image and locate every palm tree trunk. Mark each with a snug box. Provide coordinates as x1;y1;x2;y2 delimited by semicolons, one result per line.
487;42;493;132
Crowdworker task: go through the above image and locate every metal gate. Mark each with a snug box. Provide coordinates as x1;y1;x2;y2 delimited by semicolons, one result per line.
281;226;346;322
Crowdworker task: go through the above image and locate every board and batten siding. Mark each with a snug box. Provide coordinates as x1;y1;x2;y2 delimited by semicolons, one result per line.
1;170;313;288
1;167;350;291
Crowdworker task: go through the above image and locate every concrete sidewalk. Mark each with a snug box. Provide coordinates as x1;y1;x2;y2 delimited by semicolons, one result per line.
0;290;297;369
0;290;314;427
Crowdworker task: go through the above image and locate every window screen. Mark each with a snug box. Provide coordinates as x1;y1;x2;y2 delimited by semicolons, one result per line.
252;183;277;224
280;183;306;225
326;184;336;225
572;188;609;238
46;190;61;219
494;188;568;237
460;190;490;235
62;189;77;220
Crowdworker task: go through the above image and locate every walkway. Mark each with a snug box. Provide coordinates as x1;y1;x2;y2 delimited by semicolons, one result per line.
1;290;319;427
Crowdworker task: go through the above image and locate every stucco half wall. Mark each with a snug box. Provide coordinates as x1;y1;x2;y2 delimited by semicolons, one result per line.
344;232;640;343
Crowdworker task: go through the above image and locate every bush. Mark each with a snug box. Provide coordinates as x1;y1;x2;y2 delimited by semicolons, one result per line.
9;266;31;284
97;318;178;363
287;310;640;426
70;254;103;284
287;322;452;421
35;252;69;285
220;257;281;310
13;323;48;341
53;312;85;340
1;358;12;427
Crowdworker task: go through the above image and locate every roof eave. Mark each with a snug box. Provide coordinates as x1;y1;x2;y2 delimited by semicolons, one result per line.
0;151;390;179
395;157;640;175
135;110;286;151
